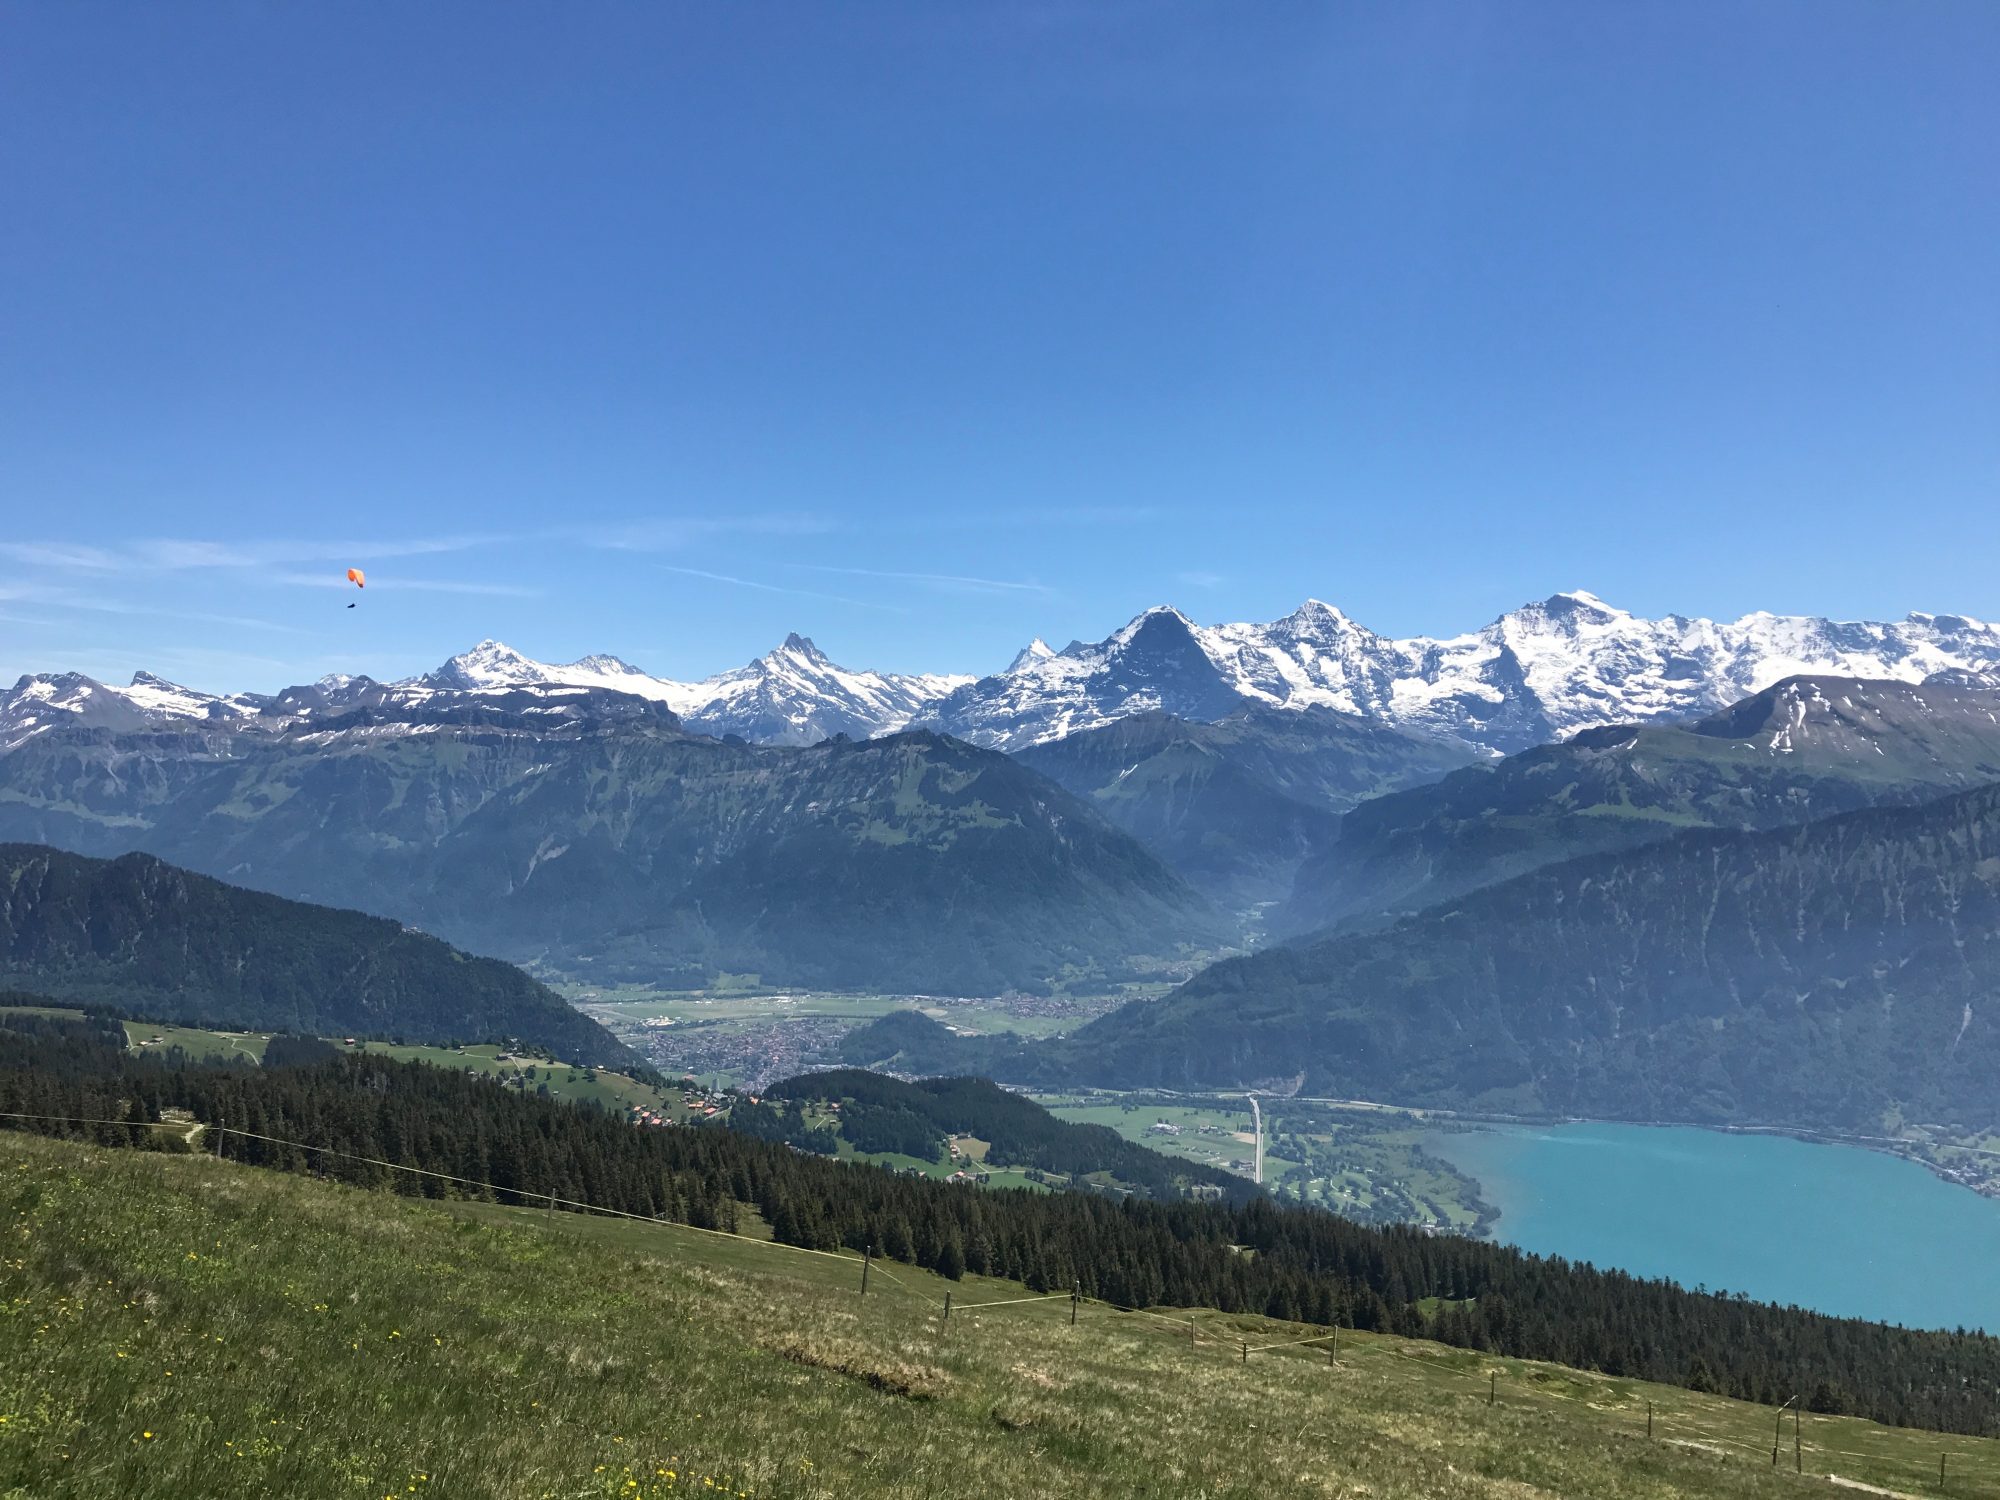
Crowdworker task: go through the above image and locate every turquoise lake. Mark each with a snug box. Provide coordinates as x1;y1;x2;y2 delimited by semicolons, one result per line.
1425;1123;2000;1333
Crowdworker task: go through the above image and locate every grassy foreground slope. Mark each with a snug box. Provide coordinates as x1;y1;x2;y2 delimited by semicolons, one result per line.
5;1136;1997;1500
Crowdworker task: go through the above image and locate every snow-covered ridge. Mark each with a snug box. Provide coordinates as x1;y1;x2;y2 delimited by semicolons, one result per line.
0;632;972;752
8;592;2000;756
398;635;971;745
923;592;2000;754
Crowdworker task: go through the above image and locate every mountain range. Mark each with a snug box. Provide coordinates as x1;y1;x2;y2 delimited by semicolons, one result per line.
1273;673;2000;937
923;593;2000;754
0;697;1222;993
846;776;2000;1131
10;592;2000;758
0;635;968;750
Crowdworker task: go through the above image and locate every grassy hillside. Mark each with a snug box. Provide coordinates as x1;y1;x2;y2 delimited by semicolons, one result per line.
0;844;630;1068
6;1133;1998;1499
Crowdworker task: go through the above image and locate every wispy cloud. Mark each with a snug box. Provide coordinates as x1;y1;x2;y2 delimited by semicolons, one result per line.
788;563;1052;596
1177;570;1226;590
0;542;127;572
1;533;511;576
272;571;541;598
899;504;1160;533
0;582;317;636
582;514;834;552
659;565;906;613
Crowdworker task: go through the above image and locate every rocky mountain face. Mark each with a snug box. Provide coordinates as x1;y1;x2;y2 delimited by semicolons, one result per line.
0;712;1222;995
0;671;266;751
929;594;2000;754
1014;705;1480;909
1274;674;2000;937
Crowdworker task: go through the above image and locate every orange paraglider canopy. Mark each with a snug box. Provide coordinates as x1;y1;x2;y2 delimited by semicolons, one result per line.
346;567;366;588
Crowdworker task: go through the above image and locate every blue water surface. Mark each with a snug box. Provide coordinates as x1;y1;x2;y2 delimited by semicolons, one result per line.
1426;1123;2000;1332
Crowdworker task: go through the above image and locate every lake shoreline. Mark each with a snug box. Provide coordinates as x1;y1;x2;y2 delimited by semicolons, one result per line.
1440;1117;2000;1229
1422;1120;2000;1333
1264;1091;2000;1216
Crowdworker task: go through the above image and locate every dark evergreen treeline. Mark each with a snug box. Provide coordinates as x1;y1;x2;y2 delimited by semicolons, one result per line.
3;1012;1997;1439
763;1068;1247;1201
726;1099;841;1155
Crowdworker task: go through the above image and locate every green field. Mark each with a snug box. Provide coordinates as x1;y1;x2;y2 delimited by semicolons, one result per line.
4;1132;1996;1499
120;1023;271;1065
1040;1094;1494;1230
773;1104;1050;1191
355;1041;694;1119
101;1022;703;1123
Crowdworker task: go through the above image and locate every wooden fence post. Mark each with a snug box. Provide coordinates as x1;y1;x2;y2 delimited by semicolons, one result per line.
1241;1339;1248;1365
1070;1282;1079;1327
1647;1401;1653;1439
1489;1371;1496;1407
940;1291;952;1341
860;1243;871;1297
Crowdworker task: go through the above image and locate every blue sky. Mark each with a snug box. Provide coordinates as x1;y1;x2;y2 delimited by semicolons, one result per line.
2;2;1995;691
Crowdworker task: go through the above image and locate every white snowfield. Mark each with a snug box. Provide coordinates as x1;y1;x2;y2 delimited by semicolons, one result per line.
4;591;1998;756
923;592;2000;754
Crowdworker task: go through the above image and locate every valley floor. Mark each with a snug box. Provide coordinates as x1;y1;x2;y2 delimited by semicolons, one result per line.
3;1135;1997;1499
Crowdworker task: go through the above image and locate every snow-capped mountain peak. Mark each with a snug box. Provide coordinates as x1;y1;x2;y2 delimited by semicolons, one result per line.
924;594;2000;754
671;634;969;745
1006;638;1056;673
568;653;650;678
12;592;2000;759
0;668;263;750
421;639;550;691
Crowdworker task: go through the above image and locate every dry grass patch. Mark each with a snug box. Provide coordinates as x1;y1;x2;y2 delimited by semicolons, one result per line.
762;1331;950;1400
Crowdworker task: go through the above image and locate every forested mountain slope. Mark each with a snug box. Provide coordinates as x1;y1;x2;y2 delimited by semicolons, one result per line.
1277;675;2000;936
0;843;627;1065
0;711;1222;994
1063;781;2000;1126
851;779;2000;1129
